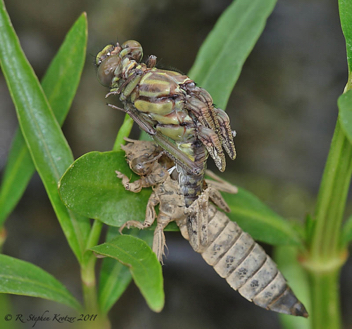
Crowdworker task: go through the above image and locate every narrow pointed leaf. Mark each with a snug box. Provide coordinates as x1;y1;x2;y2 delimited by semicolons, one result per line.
0;254;81;311
0;13;88;227
337;1;352;246
59;151;151;226
224;187;301;245
341;214;352;245
338;90;352;144
91;235;164;312
339;0;352;74
188;0;277;109
0;3;89;262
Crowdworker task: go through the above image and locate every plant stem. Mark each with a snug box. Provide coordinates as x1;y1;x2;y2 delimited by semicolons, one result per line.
311;121;352;260
81;220;102;311
303;119;352;329
80;219;111;328
306;268;342;329
113;114;134;151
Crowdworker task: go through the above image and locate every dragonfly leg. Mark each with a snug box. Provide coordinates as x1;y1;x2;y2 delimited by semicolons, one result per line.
205;169;238;194
206;186;231;213
108;103;156;135
146;55;157;68
119;191;159;234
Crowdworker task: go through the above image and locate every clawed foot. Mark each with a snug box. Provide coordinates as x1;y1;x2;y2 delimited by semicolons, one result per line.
153;228;167;264
119;220;146;234
105;90;120;98
115;170;131;190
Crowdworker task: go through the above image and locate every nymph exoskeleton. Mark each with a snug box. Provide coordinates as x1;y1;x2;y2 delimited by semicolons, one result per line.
116;139;308;318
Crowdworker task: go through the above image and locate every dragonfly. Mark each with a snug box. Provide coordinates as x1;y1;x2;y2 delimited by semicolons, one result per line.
95;40;236;210
115;138;308;318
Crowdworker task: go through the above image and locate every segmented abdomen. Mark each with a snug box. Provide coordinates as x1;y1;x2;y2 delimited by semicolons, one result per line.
177;203;308;317
175;140;208;207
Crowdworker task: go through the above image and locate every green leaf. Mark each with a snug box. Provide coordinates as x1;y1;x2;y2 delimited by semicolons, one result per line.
274;246;311;329
98;226;132;315
304;213;315;244
338;90;352;144
339;0;352;74
0;3;90;263
0;254;81;311
341;214;352;245
0;134;33;225
59;151;151;226
0;12;88;227
98;255;132;314
91;235;164;312
224;187;301;245
188;0;277;109
98;227;154;314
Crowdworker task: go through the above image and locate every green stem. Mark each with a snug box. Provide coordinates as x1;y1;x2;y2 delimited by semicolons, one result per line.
303;119;352;329
113;114;134;151
80;220;111;328
81;220;102;311
310;121;352;260
307;268;342;329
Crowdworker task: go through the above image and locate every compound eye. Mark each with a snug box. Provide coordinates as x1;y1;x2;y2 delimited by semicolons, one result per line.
97;55;120;87
96;44;115;66
121;40;143;62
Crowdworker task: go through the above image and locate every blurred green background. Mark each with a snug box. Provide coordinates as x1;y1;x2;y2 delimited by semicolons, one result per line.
1;0;351;328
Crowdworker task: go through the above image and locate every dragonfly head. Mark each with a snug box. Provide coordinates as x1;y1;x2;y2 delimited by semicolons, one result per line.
96;40;143;87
